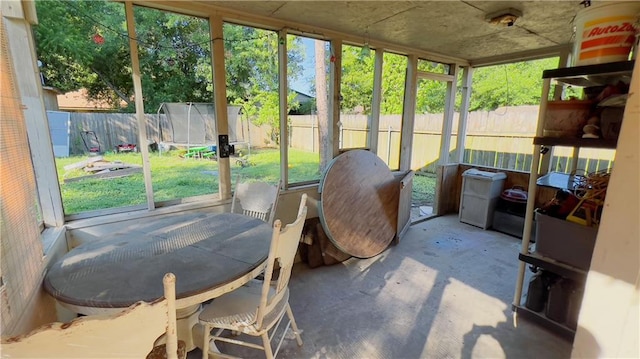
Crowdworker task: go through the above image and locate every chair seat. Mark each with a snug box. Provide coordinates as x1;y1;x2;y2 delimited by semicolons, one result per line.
199;280;289;334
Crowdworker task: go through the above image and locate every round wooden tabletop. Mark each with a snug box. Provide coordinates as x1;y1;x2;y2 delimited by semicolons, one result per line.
319;150;399;258
44;213;271;309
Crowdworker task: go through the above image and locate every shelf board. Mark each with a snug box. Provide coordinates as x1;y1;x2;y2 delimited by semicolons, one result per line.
513;304;575;341
533;137;618;149
519;252;588;282
542;61;635;86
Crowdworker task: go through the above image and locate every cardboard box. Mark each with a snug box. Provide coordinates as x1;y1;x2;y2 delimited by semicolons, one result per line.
534;212;597;270
543;100;593;138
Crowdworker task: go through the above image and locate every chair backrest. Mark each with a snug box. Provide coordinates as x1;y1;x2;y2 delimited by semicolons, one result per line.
1;273;179;359
231;176;282;225
256;194;307;329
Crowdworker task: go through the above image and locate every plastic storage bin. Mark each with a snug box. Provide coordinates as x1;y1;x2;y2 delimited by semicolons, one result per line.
493;187;528;238
492;210;526;238
459;169;506;229
534;211;597;270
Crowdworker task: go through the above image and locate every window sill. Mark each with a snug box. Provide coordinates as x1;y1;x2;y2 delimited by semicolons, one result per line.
64;197;229;231
41;226;67;269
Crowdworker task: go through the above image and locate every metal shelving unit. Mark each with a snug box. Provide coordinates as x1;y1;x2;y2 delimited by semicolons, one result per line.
512;60;634;339
513;305;576;341
518;252;587;283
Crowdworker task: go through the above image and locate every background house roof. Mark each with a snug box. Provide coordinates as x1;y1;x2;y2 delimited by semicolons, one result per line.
57;89;127;112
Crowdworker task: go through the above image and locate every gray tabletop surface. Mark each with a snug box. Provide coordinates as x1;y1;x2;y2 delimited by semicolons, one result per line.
44;212;271;308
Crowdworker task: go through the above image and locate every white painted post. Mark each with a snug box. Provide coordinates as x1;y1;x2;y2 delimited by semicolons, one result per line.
387;125;392;165
208;16;231;199
456;66;473;163
163;273;178;359
399;55;418;171
4;3;65;226
438;65;459;165
278;29;289;188
369;49;383;153
329;39;342;159
124;2;155;210
513;77;551;308
312;115;316;152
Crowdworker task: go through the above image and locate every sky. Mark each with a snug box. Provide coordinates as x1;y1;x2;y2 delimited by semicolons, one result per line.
289;37;316;96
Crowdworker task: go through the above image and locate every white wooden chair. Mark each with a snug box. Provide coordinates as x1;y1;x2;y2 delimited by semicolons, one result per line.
1;273;180;359
199;194;308;359
231;176;282;225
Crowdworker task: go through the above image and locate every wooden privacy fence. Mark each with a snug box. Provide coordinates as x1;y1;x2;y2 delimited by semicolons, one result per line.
289;106;614;174
65;106;615;174
67;111;257;155
289;107;541;172
68;113;159;155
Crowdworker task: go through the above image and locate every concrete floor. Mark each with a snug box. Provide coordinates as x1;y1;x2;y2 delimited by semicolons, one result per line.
191;215;572;358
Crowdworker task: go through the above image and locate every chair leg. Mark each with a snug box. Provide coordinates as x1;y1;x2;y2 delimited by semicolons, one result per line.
261;332;274;359
202;324;210;359
286;304;303;346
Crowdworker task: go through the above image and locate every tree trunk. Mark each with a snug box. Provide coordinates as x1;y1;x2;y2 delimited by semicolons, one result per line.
315;40;330;172
91;67;132;107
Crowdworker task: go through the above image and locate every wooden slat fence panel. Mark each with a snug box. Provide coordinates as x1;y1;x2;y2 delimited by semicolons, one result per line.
68;113;161;155
64;107;615;174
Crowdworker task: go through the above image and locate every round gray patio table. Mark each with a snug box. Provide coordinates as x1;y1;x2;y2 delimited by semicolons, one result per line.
44;212;272;350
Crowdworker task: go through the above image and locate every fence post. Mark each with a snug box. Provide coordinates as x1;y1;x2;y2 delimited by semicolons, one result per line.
312;115;316;152
387;125;392;164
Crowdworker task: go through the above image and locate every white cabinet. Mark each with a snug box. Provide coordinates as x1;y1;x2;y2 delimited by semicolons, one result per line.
459;169;506;229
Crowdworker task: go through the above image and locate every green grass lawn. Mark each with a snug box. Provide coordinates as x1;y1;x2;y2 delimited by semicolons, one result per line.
412;172;436;206
230;148;322;184
56;151;221;214
55;148;322;214
56;148;435;215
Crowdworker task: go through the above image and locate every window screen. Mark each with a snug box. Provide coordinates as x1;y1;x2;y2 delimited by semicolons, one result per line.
0;21;45;334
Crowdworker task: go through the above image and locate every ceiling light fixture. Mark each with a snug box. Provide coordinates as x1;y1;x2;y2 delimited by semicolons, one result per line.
485;8;522;27
360;28;371;58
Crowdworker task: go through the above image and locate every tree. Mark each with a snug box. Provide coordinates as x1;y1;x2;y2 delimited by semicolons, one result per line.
223;25;303;144
34;0;565;132
34;0;214;111
315;40;330;171
340;45;375;114
133;6;213;112
337;52;562;114
469;58;560;111
35;0;132;107
380;53;407;115
34;0;304;138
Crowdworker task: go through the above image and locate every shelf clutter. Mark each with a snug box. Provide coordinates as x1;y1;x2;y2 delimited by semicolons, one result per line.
543;78;628;143
519;169;611;334
514;59;633;340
